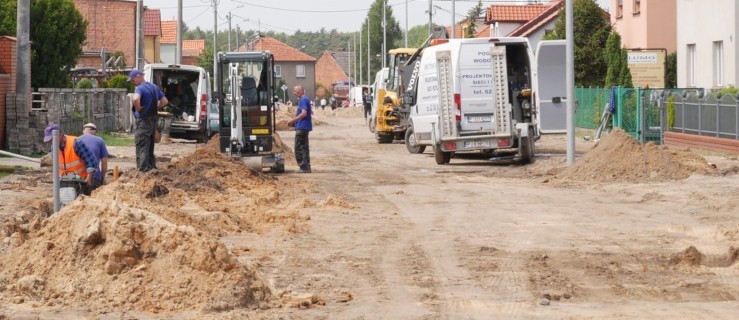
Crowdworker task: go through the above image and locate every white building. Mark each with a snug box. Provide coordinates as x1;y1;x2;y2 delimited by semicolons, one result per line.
677;0;737;89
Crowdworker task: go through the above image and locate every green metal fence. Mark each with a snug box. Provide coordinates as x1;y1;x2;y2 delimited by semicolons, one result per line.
575;87;698;144
575;87;610;130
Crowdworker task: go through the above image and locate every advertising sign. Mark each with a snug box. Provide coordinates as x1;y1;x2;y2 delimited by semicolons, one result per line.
627;49;666;88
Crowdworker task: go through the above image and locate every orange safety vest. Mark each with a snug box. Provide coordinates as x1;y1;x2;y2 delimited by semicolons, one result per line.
59;135;87;179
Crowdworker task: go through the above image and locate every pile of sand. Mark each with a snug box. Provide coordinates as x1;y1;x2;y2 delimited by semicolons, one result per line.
557;129;715;183
0;148;313;313
206;133;295;164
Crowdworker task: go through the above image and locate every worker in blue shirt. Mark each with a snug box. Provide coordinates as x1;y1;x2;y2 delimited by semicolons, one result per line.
287;85;312;173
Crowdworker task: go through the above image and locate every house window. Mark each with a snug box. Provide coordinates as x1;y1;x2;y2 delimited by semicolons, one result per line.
617;0;623;18
633;0;640;14
275;65;282;78
687;44;696;87
713;41;724;87
296;64;305;78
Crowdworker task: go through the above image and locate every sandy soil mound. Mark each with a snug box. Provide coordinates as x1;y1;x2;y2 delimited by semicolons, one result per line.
206;133;295;163
557;129;715;182
0;148;318;313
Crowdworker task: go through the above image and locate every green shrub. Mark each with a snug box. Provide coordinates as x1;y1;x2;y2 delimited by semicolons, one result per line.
76;78;94;89
667;95;675;129
719;85;738;98
107;75;134;92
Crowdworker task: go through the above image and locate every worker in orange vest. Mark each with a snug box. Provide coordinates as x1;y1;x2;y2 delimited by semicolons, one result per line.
43;124;99;195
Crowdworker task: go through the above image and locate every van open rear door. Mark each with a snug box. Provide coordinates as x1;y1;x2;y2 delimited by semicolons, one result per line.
535;40;567;133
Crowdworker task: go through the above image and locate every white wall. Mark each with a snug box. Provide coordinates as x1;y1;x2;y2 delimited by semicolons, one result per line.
160;44;176;65
677;0;737;89
526;20;557;54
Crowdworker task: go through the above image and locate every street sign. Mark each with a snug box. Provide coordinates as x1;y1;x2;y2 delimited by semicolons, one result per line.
281;84;288;91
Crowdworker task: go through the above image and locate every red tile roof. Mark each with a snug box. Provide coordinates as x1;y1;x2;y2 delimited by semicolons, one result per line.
182;39;205;57
144;9;161;36
509;0;563;37
240;37;316;62
315;50;348;86
445;25;464;39
475;24;491;38
160;20;177;44
486;3;548;23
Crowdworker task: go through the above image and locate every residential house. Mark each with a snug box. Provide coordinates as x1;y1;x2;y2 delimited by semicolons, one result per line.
315;50;349;94
677;0;735;89
330;49;354;81
485;3;550;37
159;20;204;65
484;1;562;50
0;36;19;149
73;0;136;70
239;37;317;102
611;0;676;53
143;9;161;64
182;40;205;66
160;21;177;64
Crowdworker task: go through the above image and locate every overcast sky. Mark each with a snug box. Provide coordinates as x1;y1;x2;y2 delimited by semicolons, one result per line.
147;0;611;34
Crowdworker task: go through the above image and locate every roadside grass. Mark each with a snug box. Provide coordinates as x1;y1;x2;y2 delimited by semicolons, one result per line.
0;165;33;178
99;132;134;147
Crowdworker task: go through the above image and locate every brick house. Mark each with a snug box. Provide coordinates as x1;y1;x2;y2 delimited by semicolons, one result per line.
159;20;205;65
0;36;18;149
315;50;348;96
73;0;137;70
239;37;317;102
143;9;161;64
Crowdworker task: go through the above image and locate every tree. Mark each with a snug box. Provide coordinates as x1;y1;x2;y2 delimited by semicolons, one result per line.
464;0;484;39
360;0;402;78
545;0;611;87
604;32;631;88
0;0;87;88
665;52;677;88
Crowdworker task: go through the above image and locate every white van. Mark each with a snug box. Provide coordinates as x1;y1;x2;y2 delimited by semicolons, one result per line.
143;64;218;141
407;38;566;164
349;85;370;107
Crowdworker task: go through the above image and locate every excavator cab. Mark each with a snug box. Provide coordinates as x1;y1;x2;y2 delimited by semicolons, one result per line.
215;51;284;173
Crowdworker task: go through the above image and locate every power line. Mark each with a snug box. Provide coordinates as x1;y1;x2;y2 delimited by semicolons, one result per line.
229;0;420;14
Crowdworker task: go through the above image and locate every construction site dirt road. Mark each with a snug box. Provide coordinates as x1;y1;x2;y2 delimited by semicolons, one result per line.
0;107;738;319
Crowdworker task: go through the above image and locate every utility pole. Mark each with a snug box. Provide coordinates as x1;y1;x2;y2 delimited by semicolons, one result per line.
405;0;408;48
212;0;218;86
451;0;456;39
428;0;433;34
236;25;240;50
367;18;370;83
566;0;575;165
353;33;357;84
136;0;144;69
15;0;30;101
382;0;386;69
176;0;183;64
359;28;363;85
228;12;232;51
348;39;352;84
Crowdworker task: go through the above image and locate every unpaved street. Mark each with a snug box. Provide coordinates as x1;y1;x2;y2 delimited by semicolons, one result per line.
0;108;738;319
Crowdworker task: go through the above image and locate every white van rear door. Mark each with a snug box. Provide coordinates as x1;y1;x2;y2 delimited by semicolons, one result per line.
536;40;567;133
458;42;496;132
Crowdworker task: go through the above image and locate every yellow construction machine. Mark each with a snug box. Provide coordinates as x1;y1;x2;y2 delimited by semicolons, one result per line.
373;27;448;143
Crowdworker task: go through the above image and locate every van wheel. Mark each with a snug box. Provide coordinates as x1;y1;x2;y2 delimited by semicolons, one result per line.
404;128;425;154
519;133;535;164
376;133;393;144
434;145;451;165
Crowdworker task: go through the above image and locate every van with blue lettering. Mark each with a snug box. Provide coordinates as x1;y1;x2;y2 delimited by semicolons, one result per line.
405;38;566;164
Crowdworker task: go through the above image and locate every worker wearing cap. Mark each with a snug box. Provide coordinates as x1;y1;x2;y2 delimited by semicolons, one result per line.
78;123;109;188
43;124;98;194
128;69;168;172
